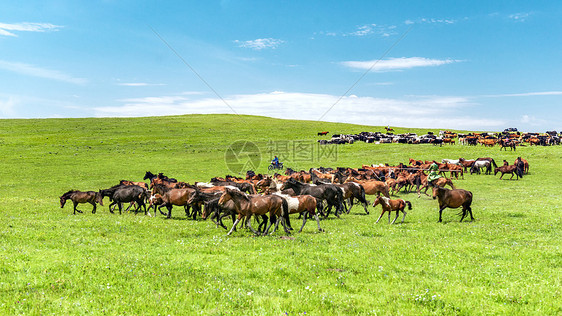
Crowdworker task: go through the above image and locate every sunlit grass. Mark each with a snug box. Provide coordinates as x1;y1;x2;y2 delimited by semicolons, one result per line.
0;114;560;314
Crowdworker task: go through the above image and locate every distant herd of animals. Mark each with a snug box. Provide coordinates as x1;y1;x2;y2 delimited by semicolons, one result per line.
59;156;529;236
318;129;561;147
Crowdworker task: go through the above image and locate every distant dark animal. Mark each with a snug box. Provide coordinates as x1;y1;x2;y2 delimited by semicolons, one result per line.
432;186;474;223
60;190;104;215
372;196;412;224
317;131;329;136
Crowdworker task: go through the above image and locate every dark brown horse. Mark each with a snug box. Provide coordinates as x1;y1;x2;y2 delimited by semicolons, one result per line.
219;188;290;236
60;190;104;215
494;165;520;180
515;157;529;174
432;186;474;222
372;196;412;224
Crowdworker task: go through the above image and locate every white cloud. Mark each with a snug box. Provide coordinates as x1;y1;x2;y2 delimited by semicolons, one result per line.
0;95;18;117
0;22;62;37
509;13;530;22
0;60;87;84
404;18;455;25
94;91;504;129
341;57;458;72
484;91;562;98
234;38;284;50
117;83;166;87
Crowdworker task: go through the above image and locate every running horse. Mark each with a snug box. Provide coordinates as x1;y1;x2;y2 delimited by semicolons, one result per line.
372;196;412;224
219;188;290;236
432;186;474;222
60;190;104;215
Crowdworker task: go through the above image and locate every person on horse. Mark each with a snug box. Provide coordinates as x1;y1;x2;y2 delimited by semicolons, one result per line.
271;155;280;167
427;160;442;187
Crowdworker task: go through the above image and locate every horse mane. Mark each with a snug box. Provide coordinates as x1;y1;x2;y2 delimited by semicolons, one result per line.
226;188;251;202
61;190;78;198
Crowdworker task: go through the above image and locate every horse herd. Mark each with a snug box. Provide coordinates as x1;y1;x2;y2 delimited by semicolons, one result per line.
58;155;527;235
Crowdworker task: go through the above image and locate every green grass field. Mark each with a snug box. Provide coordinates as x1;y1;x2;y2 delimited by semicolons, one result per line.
1;114;560;315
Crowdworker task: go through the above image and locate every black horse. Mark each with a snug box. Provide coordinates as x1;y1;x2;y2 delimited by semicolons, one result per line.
143;171;177;183
281;178;344;218
100;185;148;215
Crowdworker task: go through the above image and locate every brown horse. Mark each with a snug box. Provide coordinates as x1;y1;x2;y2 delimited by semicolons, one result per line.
219;188;290;236
60;190;104;215
120;180;149;190
159;187;196;219
274;193;323;232
494;165;520;180
432;186;474;222
345;178;390;198
372;196;412;224
417;177;455;197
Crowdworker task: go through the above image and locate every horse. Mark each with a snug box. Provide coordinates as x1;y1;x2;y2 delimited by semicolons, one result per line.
158;186;197;219
417;177;455;197
188;188;240;230
458;158;475;171
476;157;497;168
372;196;412;224
499;139;516;151
60;190;103;215
470;160;492;175
432;186;474;222
515;157;529;174
273;193;324;233
494;165;520;180
120;180;149;190
280;178;344;218
100;185;149;215
344;177;390;199
334;182;369;214
318;131;329;136
219;188;290;236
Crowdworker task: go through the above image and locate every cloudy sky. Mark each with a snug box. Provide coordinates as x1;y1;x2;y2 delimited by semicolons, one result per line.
1;1;561;131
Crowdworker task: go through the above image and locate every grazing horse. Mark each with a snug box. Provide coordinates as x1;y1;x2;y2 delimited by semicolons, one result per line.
318;131;329;136
470;160;492;175
60;190;104;215
273;193;324;233
219;188;290;236
372;196;412;224
432;186;474;222
494;165;520;180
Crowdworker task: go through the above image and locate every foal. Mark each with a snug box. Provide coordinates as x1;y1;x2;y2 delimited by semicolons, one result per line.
372;196;412;224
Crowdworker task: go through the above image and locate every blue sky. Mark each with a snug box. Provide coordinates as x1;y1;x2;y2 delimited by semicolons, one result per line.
1;1;561;131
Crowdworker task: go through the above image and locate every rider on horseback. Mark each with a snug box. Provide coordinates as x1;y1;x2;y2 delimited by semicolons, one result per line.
428;160;442;187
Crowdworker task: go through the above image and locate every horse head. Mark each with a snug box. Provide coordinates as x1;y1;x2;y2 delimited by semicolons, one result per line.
95;192;104;206
60;196;66;208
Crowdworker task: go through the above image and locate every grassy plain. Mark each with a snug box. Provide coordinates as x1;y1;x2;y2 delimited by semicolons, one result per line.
0;114;560;315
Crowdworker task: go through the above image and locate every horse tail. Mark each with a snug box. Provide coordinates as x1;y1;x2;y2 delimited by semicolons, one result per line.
405;200;412;210
491;158;497;168
358;184;367;204
281;198;290;226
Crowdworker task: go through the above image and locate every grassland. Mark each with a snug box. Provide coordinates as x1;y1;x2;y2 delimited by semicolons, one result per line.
0;114;560;315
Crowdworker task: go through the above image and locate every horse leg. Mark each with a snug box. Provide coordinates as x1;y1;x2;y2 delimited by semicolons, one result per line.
375;211;385;224
466;205;475;221
108;201;116;214
313;213;324;232
391;210;400;224
298;211;308;233
438;207;445;222
166;205;172;219
226;215;242;235
401;210;407;223
118;202;123;215
388;211;391;224
459;208;467;222
91;202;96;214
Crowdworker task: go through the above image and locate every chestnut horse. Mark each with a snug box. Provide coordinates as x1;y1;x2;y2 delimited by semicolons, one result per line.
494;165;521;180
372;196;412;224
432;186;474;222
219;188;290;236
60;190;104;215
